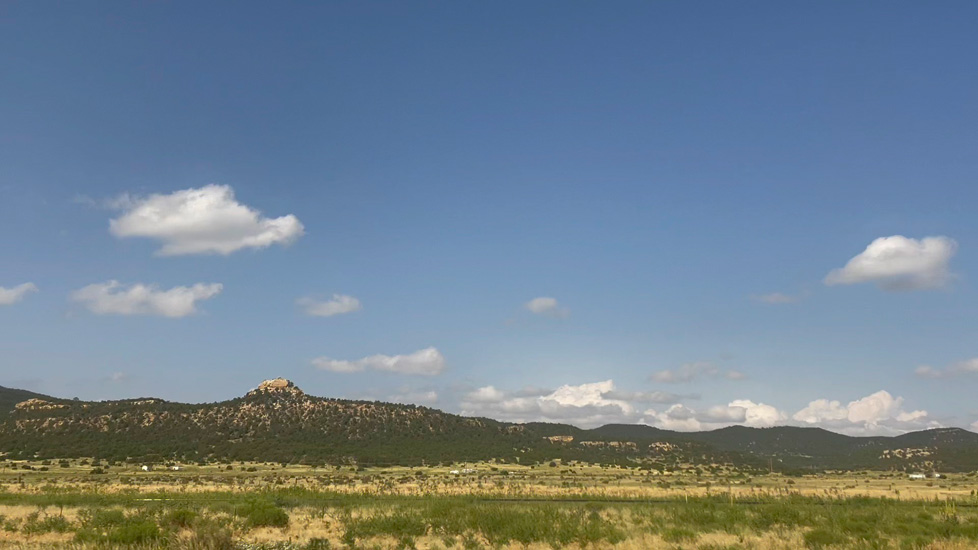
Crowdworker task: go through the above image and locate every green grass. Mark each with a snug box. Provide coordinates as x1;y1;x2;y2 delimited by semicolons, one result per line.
5;491;978;548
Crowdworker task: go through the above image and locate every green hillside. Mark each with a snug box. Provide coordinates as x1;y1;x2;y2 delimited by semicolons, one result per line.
0;386;61;417
0;380;975;471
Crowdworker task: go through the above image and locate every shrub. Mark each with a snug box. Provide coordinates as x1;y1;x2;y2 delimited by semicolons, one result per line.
108;519;161;545
236;500;290;528
23;513;72;535
175;520;235;550
75;508;161;545
164;507;198;529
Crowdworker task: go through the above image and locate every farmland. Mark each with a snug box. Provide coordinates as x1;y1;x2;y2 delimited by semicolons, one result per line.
2;459;978;549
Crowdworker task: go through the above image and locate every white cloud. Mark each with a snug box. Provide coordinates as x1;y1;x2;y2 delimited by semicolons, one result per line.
461;380;636;428
953;359;978;374
650;362;746;383
645;404;704;431
914;358;978;379
824;235;957;291
914;365;942;379
0;282;38;305
729;399;787;428
460;378;789;432
792;399;848;424
461;380;697;429
604;390;692;404
752;292;800;304
387;389;439;406
643;400;786;431
298;294;361;317
525;296;569;318
699;405;747;423
846;391;904;424
546;380;633;411
456;380;935;436
896;410;928;423
312;357;364;373
71;281;222;318
109;184;304;256
465;385;507;403
792;390;938;436
312;347;445;376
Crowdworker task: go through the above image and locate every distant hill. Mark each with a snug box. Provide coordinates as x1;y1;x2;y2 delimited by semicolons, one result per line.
0;386;62;417
1;379;976;471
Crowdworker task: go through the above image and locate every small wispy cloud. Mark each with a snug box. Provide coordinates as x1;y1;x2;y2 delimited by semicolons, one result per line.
525;297;570;318
650;362;746;384
297;294;362;317
0;282;38;306
751;292;800;304
71;281;222;318
914;358;978;379
312;347;446;376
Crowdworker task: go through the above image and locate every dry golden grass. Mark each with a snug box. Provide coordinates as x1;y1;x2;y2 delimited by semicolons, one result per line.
1;461;977;549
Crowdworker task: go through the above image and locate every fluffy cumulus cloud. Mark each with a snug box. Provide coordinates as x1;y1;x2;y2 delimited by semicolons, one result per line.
0;282;38;305
297;294;362;317
792;390;937;436
643;400;785;431
650;362;745;383
644;404;703;431
460;380;725;430
525;297;569;318
729;399;787;427
109;184;304;256
824;235;957;291
312;347;445;376
460;380;637;428
914;358;978;379
70;281;222;318
455;380;938;436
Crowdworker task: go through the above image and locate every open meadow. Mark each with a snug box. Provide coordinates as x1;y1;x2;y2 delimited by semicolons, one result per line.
1;459;978;549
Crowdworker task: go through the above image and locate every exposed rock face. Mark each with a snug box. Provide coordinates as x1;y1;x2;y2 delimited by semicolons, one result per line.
15;399;68;411
246;378;304;398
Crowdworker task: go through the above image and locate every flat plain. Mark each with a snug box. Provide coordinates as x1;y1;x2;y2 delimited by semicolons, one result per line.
2;459;978;549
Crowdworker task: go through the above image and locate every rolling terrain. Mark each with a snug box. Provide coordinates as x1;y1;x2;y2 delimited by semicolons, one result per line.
1;379;975;472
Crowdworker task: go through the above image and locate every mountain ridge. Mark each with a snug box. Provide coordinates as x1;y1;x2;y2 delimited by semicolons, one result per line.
2;380;976;471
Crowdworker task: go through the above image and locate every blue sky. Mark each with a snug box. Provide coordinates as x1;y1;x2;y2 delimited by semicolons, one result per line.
1;2;976;435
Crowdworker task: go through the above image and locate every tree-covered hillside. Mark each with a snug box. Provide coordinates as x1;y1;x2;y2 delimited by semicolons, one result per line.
1;380;976;471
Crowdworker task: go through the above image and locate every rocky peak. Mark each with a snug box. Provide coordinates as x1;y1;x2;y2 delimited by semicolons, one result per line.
246;378;305;398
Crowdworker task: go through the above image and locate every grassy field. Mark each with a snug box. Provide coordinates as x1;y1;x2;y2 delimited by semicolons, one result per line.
1;459;978;549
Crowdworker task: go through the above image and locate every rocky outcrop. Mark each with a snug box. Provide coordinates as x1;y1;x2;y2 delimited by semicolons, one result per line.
245;378;305;398
14;399;68;412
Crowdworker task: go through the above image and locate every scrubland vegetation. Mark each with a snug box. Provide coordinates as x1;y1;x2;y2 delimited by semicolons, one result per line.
3;460;978;549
